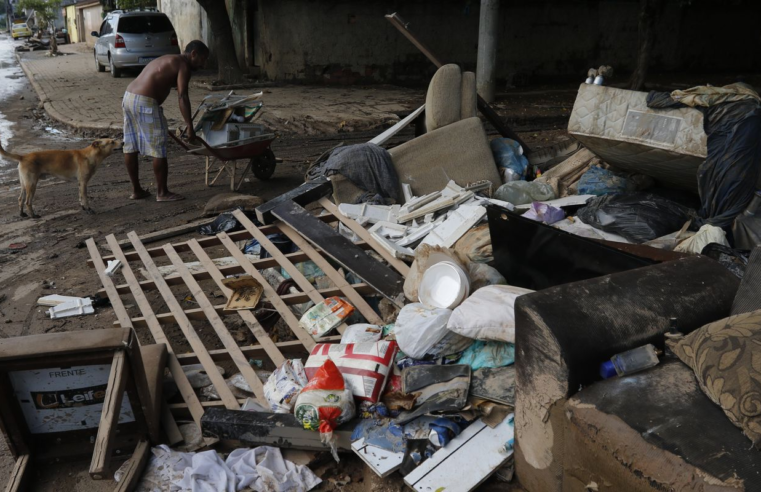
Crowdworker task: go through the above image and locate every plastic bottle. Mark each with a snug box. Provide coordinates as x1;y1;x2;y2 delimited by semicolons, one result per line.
600;344;660;379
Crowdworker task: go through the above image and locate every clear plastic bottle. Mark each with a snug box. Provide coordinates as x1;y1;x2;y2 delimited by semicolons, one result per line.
600;344;660;379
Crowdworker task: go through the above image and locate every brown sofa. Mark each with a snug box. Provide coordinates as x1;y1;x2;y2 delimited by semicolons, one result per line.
512;256;757;491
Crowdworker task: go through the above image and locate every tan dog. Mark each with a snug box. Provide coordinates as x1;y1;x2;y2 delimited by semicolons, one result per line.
0;138;123;218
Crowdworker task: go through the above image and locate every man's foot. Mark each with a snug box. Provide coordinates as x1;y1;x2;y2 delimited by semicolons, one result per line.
156;193;185;202
130;190;151;200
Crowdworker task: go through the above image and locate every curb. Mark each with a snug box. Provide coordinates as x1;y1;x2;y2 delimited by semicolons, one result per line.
16;52;122;133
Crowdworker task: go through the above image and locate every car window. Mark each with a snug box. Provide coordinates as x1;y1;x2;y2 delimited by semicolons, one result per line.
101;19;114;36
116;15;174;34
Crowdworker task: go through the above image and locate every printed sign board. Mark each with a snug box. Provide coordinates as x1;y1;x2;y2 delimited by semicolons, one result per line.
9;364;135;434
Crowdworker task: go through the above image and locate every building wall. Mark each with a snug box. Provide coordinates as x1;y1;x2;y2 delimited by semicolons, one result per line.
80;4;102;48
255;0;761;84
158;0;208;51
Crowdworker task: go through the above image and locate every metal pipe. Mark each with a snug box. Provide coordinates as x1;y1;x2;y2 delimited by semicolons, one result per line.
476;0;499;103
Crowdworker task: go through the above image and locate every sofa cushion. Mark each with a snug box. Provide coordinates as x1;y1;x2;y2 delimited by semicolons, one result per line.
669;309;761;449
566;360;759;490
425;64;462;132
388;117;501;196
461;71;477;119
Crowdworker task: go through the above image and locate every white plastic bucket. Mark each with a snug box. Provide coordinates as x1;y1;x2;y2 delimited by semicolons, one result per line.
418;261;470;310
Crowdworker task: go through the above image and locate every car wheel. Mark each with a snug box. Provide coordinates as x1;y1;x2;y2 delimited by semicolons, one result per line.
109;55;121;78
95;52;105;73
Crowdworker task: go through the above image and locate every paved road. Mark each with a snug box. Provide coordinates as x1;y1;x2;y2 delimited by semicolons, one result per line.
17;43;422;134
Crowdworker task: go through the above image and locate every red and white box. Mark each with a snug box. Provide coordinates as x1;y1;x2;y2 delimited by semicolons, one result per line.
305;341;398;403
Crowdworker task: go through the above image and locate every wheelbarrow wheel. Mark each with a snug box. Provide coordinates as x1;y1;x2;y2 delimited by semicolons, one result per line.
251;149;276;180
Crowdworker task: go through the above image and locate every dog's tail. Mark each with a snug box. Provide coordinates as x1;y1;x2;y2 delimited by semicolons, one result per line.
0;139;23;162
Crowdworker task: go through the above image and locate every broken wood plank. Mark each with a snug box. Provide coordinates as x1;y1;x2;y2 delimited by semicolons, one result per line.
273;200;405;306
319;198;410;276
114;439;150;492
369;105;425;146
201;408;353;452
217;232;316;350
384;12;529;152
164;244;268;406
255;177;332;225
352;438;404;478
105;234;207;428
187;240;286;367
4;455;29;492
110;218;211;251
90;351;128;480
129;231;240;411
404;416;514;492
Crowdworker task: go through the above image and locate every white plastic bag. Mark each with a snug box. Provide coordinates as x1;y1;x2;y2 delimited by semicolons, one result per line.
263;360;308;414
394;303;472;359
340;324;382;344
446;285;534;343
674;224;729;254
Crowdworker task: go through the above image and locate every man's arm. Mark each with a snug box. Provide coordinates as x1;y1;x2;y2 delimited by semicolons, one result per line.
177;61;196;142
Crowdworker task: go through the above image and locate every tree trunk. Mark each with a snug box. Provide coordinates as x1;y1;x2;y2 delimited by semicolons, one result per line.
628;0;660;91
196;0;244;84
49;22;58;55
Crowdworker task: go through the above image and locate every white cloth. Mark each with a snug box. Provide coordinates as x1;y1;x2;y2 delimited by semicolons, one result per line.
136;445;321;492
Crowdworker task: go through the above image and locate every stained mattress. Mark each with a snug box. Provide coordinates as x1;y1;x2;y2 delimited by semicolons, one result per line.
568;83;707;192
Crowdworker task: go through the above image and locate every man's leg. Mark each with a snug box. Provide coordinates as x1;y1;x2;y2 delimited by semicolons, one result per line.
153;157;183;201
125;152;150;199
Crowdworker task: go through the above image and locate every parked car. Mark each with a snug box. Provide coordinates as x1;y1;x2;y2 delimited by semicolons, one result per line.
11;23;32;40
92;10;179;78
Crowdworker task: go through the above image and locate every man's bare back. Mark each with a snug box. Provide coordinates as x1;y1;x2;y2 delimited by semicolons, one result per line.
126;55;188;105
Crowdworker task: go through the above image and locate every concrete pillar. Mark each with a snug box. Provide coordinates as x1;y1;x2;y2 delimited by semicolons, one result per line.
476;0;499;103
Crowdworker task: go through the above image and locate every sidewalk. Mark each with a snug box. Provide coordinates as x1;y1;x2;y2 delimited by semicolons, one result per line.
17;43;423;135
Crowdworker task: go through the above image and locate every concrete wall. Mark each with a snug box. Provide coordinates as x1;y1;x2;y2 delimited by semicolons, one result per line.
157;0;209;51
255;0;761;85
80;4;102;48
64;5;78;43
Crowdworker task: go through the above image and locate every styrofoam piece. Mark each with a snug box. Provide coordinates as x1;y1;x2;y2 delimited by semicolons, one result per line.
368;221;408;239
338;203;400;224
402;191;442;213
105;259;122;277
404;416;514;492
371;231;415;261
398;181;473;223
396;217;445;248
419;205;487;249
418;261;470;310
37;294;82;307
352;438;404;478
48;298;94;319
513;194;595;211
402;183;414;203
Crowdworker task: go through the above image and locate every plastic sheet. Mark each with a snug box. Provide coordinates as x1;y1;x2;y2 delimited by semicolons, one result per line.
577;193;694;243
456;341;515;370
491;138;528;182
494;180;555;205
521;202;566;225
577;166;636;196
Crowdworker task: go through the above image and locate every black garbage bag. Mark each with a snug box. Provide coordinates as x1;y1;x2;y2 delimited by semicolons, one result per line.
701;243;750;279
577;193;694;243
198;207;260;236
647;88;761;230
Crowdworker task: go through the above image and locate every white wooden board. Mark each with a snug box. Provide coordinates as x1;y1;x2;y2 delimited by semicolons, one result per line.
352;438;404;478
369;105;425;146
404;415;514;492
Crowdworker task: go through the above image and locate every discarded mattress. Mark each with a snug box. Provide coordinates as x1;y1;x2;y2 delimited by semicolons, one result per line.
568;83;707;192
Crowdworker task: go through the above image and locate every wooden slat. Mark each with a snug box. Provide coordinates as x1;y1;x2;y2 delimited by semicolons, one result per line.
233;210;349;334
90;351;128;480
276;220;385;326
164;244;268;406
188;240;286;367
273;200;405;305
162;403;184;446
86;239;135;329
111;218;211;251
114;440;150;492
218;232;316;350
116;283;377;329
319;197;411;276
104;234;206;427
90;213;340;267
173;337;339;365
129;231;240;410
97;243;376;298
3;455;29;492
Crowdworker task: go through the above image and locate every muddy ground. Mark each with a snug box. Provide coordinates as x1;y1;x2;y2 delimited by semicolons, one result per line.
0;46;571;492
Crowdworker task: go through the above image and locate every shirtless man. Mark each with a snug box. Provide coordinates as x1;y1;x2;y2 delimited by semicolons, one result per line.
122;40;209;202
